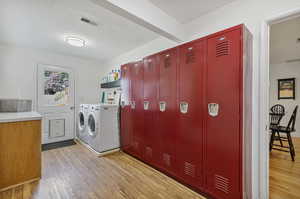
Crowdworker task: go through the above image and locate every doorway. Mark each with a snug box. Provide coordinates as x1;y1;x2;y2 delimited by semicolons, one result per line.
259;9;300;198
269;16;300;198
37;64;75;144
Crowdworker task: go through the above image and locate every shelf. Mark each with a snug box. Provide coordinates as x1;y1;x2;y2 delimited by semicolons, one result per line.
101;79;121;88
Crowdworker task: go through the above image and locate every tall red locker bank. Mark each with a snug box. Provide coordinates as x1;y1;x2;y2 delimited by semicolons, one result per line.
130;61;144;159
142;55;160;166
120;64;132;153
120;24;252;199
176;39;205;189
157;48;178;175
204;26;252;199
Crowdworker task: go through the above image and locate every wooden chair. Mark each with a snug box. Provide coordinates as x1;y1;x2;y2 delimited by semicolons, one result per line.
269;104;285;147
270;105;298;161
270;104;285;115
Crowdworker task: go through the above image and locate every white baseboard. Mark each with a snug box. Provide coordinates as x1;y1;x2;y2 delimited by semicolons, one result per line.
75;138;120;157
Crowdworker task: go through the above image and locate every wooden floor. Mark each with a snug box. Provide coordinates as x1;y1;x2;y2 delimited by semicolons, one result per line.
0;143;205;199
270;137;300;199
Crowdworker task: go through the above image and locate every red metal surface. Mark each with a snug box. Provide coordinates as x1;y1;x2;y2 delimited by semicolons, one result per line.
120;64;132;153
119;24;249;199
142;55;161;167
205;28;242;199
157;48;178;174
176;40;205;188
130;61;144;159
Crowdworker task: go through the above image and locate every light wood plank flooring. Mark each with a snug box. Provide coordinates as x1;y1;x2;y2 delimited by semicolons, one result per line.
0;143;205;199
270;137;300;199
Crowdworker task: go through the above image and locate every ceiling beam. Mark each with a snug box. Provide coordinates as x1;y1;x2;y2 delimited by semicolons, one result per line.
91;0;185;42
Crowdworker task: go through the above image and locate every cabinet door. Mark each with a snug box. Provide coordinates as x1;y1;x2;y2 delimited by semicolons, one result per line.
130;61;144;158
158;48;178;174
120;64;132;153
177;40;204;188
143;55;160;166
205;29;242;199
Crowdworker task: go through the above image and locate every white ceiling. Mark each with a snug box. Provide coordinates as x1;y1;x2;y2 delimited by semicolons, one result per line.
0;0;159;61
149;0;236;24
270;16;300;64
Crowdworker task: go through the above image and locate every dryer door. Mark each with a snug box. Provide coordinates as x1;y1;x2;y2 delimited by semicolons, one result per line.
78;111;85;133
87;113;98;138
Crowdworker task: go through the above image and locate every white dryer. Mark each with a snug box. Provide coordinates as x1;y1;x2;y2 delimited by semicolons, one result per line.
87;104;120;153
77;104;90;144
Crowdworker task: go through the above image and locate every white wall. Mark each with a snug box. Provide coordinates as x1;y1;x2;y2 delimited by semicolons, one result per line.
0;44;105;109
102;37;177;74
270;62;300;137
102;0;300;198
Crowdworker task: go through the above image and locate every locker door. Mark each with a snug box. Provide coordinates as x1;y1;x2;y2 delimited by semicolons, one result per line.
205;29;242;199
177;40;204;188
143;55;160;166
131;61;144;159
158;48;178;174
120;64;132;153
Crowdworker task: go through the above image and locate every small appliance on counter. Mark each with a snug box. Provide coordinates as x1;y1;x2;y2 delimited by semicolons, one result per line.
0;99;32;112
100;88;121;105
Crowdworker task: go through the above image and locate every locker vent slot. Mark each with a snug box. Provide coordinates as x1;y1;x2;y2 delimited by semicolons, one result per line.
163;153;171;166
149;62;153;71
164;56;171;68
184;162;196;177
216;41;230;57
133;141;139;150
186;50;196;64
146;147;152;158
215;174;230;194
134;64;139;75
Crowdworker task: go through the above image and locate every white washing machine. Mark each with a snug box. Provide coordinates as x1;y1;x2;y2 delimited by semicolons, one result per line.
87;104;120;153
77;104;90;144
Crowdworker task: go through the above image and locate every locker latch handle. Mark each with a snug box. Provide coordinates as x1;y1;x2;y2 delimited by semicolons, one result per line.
159;101;166;112
131;101;136;109
144;101;149;110
180;102;189;114
121;101;126;108
208;103;219;117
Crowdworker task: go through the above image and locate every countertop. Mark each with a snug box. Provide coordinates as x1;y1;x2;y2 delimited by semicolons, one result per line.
0;112;42;123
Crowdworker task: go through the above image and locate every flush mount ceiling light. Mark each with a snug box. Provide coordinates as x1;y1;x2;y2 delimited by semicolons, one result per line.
65;36;85;47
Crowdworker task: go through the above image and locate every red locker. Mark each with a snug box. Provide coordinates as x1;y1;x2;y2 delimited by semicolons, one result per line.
176;40;205;188
142;55;160;166
120;64;132;153
130;61;144;159
205;28;242;199
119;24;252;199
157;48;178;174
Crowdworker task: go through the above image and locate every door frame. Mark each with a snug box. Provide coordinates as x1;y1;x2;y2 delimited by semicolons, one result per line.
35;63;77;141
259;8;300;199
